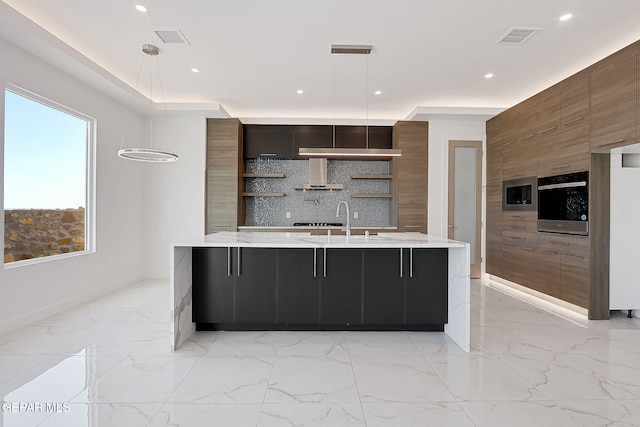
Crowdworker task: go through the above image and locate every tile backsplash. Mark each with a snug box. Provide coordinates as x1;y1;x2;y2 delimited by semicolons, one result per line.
244;159;391;227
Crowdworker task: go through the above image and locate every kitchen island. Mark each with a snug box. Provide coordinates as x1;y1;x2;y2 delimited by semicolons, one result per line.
171;232;470;351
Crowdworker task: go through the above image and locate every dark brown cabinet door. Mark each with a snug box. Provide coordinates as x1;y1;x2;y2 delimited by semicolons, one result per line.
243;125;295;158
320;249;363;325
363;248;404;324
277;248;320;324
405;249;448;325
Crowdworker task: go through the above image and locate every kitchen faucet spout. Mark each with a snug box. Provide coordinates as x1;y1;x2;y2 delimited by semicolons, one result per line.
336;201;351;239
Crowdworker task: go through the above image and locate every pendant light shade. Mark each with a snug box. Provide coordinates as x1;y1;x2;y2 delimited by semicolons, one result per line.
118;44;179;163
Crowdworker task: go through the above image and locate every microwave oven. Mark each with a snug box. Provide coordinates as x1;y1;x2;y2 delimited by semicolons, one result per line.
502;176;537;211
537;171;589;235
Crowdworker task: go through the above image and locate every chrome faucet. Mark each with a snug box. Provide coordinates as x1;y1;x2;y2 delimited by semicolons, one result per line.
336;201;350;239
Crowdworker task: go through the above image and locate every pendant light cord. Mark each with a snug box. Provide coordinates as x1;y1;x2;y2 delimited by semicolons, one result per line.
332;53;336;149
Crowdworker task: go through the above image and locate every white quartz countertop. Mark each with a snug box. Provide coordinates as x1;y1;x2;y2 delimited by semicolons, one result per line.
173;231;467;249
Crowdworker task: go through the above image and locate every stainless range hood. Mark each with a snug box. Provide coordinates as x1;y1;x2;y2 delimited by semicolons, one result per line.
299;147;402;158
294;158;343;190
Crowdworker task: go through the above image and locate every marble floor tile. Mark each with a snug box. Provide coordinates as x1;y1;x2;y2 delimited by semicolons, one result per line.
568;353;640;397
471;324;556;355
428;353;546;401
1;278;640;426
278;331;349;360
38;403;162;427
167;356;273;403
351;354;454;402
499;352;638;400
0;353;124;404
265;356;359;403
345;331;422;356
205;331;282;357
362;402;475;427
459;400;582;427
407;332;473;357
71;355;199;403
556;399;640;427
258;403;366;427
148;403;262;427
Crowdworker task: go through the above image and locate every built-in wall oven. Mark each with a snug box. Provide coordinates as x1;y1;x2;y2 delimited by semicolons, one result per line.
537;171;589;235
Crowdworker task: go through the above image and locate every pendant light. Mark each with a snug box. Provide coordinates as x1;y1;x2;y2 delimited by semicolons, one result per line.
298;44;401;158
118;44;179;163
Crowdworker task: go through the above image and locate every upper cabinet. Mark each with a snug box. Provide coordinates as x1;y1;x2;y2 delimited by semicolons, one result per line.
243;125;392;159
502;100;537;180
243;125;295;159
538;76;590;177
590;56;637;151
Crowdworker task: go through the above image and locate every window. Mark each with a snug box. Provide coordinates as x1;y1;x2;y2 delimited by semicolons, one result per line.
4;86;95;267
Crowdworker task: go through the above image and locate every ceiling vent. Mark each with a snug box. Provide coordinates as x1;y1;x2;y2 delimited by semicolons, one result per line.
154;30;189;44
496;27;540;45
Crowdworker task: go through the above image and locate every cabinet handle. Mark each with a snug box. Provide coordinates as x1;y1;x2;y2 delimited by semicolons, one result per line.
313;248;317;278
561;116;584;126
538;126;557;135
519;134;535;141
522;247;535;251
237;247;241;276
410;248;413;278
227;247;231;277
260;153;277;157
598;139;625;148
503;140;516;147
551;165;570;170
323;248;327;278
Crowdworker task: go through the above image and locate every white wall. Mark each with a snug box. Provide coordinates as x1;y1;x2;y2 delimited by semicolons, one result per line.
427;118;487;238
143;116;206;278
0;37;147;334
610;153;640;310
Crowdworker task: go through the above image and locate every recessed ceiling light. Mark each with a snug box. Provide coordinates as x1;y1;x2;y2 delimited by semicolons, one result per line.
484;73;494;79
135;4;148;12
374;90;382;95
296;89;304;94
191;68;200;73
560;13;573;21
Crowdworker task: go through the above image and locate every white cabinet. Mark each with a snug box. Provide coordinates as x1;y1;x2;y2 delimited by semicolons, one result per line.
610;154;640;310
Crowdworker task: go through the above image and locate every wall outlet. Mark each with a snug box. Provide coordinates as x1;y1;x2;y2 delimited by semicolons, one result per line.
354;212;358;219
286;212;291;218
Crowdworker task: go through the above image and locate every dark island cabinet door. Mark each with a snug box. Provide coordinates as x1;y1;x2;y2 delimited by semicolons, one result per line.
320;248;363;325
277;248;320;324
363;248;404;324
405;249;448;324
192;247;234;323
235;248;277;323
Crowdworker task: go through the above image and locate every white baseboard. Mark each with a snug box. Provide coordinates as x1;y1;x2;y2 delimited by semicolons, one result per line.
0;274;143;337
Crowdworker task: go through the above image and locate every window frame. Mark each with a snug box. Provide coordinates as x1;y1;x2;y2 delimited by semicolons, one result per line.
3;84;96;269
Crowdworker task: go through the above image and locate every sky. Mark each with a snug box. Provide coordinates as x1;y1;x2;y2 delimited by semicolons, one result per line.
4;89;87;209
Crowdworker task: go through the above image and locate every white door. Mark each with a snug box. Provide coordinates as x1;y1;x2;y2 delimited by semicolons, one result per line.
448;140;482;278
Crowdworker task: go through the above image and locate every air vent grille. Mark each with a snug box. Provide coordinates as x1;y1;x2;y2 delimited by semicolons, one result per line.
154;30;189;44
497;28;540;45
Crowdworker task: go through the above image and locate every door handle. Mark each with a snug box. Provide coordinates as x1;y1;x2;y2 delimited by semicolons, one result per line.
237;247;241;276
